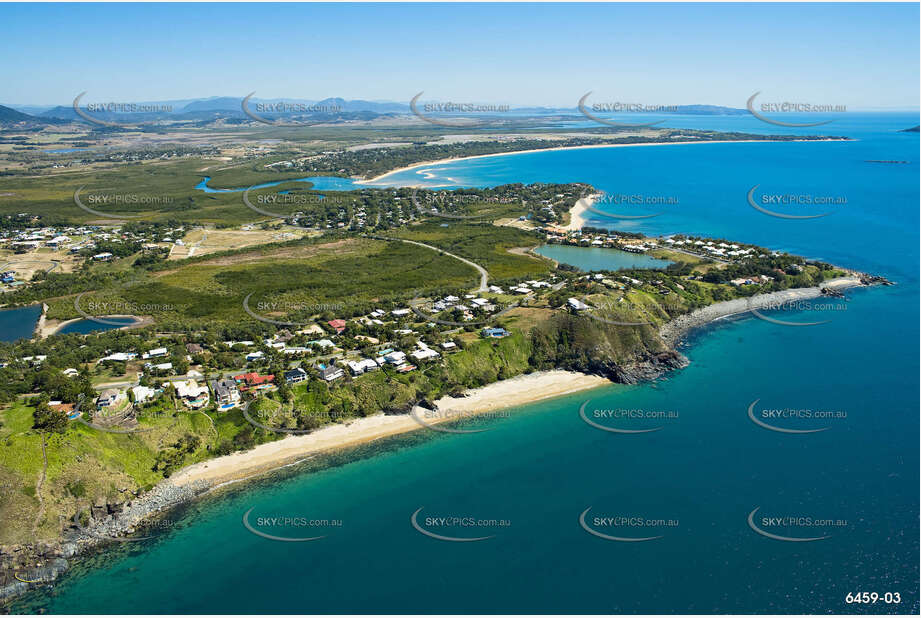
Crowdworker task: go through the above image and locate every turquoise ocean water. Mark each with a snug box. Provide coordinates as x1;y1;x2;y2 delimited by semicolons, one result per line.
12;112;919;613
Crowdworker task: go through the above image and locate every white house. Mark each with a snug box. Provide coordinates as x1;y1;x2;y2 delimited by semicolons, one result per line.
131;385;158;404
142;347;168;360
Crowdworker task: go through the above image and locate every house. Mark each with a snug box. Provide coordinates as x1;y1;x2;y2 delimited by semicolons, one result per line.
307;339;335;350
384;351;407;364
169;379;210;409
234;372;275;391
210;379;241;408
391;308;411;317
319;365;344;381
246;351;265;361
92;252;114;261
186;343;204;354
96;389;124;409
346;359;378;376
99;351;138;363
142;347;168;360
440;341;457;351
327;319;347;334
283;346;309;356
131;385;159;404
567;298;590;311
62;368;79;377
48;401;75;415
411;348;440;361
482;327;510;338
284;368;308;384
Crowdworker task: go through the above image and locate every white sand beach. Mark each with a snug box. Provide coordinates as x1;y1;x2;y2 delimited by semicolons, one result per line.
168;370;609;487
565;194;601;231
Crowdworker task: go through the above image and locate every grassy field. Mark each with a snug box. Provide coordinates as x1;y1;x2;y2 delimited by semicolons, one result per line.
390;222;551;281
43;236;479;324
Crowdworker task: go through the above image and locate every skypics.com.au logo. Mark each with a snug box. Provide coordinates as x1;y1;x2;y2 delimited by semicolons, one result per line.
241;92;343;126
578;92;678;128
410;507;510;542
73;187;173;219
579;507;678;542
746;92;846;127
410;92;510;128
73;92;172;127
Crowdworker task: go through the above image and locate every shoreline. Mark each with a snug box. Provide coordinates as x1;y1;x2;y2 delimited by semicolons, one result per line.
564;193;601;231
356;138;846;186
2;369;609;603
659;276;865;347
2;274;887;603
37;314;149;339
168;370;609;488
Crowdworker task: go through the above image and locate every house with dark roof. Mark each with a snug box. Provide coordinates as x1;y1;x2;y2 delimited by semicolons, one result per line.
319;365;344;381
210;378;241;408
284;368;308;384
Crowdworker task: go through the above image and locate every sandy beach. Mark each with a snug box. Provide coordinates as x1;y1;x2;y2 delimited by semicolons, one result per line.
168;370;610;488
38;314;150;338
565;193;601;231
659;276;864;347
356;139;842;186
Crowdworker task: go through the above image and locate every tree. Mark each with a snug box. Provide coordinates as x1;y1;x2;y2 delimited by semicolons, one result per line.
32;401;68;434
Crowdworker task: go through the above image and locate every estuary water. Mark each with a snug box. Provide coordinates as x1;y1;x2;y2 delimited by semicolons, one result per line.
13;112;919;614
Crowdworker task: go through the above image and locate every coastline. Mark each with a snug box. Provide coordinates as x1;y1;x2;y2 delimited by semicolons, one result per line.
1;275;886;603
37;314;149;339
168;370;609;488
564;193;600;231
2;369;609;603
32;303;47;339
659;276;865;347
356;138;845;186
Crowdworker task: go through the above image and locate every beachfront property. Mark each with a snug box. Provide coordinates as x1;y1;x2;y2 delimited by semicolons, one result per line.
131;385;160;404
319;365;344;381
284;368;308;384
346;358;378;376
169;379;210;409
234;372;275;392
96;388;126;409
210;378;241;408
410;341;440;362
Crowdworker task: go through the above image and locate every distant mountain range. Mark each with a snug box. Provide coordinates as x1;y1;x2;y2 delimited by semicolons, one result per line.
0;96;751;127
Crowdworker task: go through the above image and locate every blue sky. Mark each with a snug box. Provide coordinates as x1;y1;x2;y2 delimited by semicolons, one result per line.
1;2;918;109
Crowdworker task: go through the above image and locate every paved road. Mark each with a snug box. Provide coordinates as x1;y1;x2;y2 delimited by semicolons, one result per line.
368;235;489;292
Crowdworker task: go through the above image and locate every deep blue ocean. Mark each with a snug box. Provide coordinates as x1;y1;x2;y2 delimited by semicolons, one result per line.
12;112;919;614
